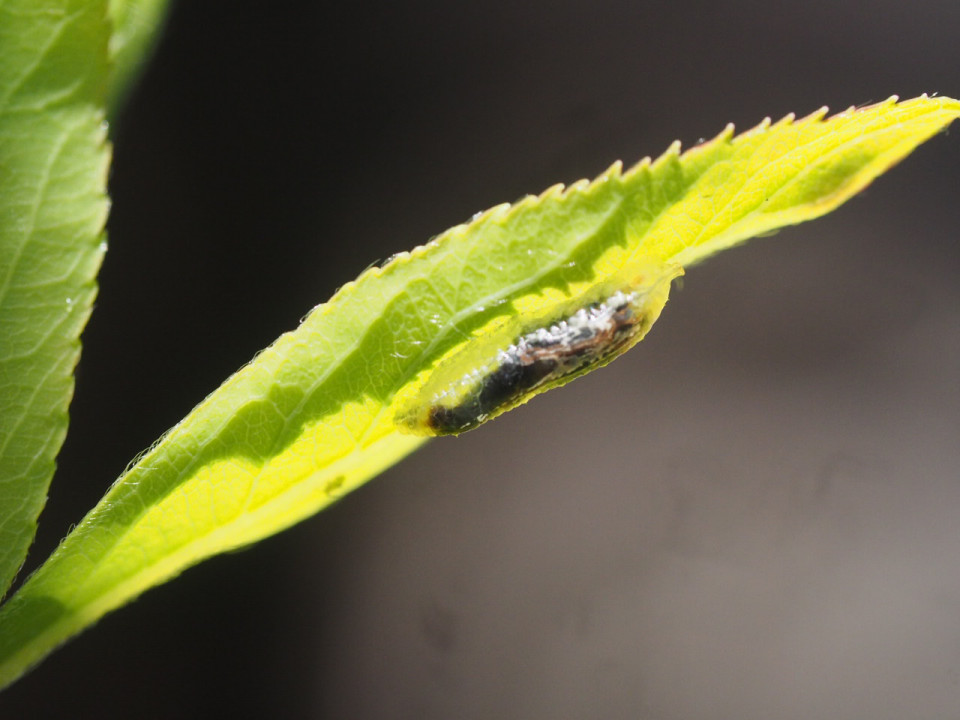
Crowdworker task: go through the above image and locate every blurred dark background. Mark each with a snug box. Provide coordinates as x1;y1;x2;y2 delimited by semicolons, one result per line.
4;0;960;717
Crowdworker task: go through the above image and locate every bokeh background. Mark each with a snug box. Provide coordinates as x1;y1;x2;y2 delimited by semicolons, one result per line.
4;0;960;717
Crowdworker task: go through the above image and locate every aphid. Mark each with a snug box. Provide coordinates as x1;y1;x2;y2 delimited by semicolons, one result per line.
395;263;680;436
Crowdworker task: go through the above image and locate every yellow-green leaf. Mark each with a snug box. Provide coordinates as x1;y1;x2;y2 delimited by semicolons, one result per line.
0;94;956;688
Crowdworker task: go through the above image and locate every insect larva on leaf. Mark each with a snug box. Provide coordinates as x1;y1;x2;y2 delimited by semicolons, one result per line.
395;261;682;436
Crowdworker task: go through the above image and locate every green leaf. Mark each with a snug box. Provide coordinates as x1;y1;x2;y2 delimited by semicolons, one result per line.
0;1;110;600
0;94;956;688
106;0;172;118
